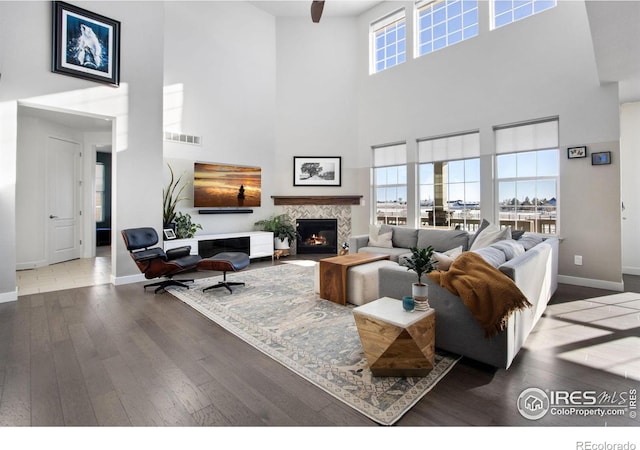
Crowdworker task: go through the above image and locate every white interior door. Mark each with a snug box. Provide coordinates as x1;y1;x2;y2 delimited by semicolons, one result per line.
47;137;82;265
621;103;640;276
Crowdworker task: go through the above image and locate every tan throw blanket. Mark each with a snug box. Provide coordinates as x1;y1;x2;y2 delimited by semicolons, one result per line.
428;252;531;337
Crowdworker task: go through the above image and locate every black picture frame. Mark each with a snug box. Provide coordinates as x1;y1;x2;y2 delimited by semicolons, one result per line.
591;151;611;166
52;1;120;86
567;146;587;159
293;156;342;187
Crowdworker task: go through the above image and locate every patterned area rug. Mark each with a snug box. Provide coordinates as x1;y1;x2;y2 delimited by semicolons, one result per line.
167;263;459;425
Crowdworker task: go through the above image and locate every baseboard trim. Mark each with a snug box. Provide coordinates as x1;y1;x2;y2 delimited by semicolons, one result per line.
16;259;47;271
0;288;18;304
558;275;624;292
622;266;640;276
112;273;145;286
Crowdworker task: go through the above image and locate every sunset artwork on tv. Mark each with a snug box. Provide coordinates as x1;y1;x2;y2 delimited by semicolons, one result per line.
194;162;261;208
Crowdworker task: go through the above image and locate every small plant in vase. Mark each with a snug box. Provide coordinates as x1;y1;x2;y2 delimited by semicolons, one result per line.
404;246;438;310
174;212;202;239
254;214;299;250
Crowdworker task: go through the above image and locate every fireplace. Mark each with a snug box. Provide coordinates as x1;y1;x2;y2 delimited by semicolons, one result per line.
296;219;338;254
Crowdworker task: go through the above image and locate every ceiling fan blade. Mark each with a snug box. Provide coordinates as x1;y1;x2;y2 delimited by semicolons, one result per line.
311;1;325;23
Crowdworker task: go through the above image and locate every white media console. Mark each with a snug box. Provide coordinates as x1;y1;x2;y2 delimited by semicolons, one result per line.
163;231;274;259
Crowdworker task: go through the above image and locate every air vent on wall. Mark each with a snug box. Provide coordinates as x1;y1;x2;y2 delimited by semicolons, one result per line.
164;131;202;145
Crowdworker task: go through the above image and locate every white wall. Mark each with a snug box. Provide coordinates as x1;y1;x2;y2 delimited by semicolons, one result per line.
350;1;622;287
162;1;277;233
275;17;359;189
0;1;165;300
621;102;640;275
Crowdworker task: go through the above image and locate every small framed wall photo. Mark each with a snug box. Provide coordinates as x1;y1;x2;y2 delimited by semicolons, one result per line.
592;151;612;166
52;1;121;86
568;146;587;159
163;229;176;240
293;156;342;186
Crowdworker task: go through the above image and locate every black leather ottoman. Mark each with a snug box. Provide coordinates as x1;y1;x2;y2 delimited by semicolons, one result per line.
198;252;250;293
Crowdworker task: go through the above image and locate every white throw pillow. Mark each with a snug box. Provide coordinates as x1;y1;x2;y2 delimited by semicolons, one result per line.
433;245;463;270
469;222;511;251
368;225;393;248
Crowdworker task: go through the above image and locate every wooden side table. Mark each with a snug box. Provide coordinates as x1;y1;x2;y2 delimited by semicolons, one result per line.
318;252;390;305
353;297;435;377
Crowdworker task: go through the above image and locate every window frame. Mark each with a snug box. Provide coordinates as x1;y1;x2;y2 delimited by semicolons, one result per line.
491;0;557;30
372;143;408;226
494;119;560;235
418;157;481;230
95;161;106;223
417;131;481;230
414;0;479;58
370;8;407;74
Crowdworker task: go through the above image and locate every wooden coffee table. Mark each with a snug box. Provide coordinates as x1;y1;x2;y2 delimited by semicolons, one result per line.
353;297;435;377
318;252;390;305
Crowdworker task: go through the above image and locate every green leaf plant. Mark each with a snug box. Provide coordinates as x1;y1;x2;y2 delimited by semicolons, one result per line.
174;212;203;239
404;245;438;286
162;163;189;226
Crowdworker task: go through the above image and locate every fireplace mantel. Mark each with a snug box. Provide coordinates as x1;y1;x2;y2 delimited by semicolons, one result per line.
271;195;362;206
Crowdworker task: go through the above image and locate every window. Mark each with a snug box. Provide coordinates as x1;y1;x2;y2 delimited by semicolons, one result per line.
370;9;406;74
95;162;105;222
415;0;478;57
495;119;559;234
492;0;556;29
418;132;480;230
373;143;407;225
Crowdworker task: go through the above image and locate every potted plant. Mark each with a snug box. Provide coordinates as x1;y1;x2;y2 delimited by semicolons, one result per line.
254;214;299;250
174;211;202;239
404;245;438;308
162;163;188;229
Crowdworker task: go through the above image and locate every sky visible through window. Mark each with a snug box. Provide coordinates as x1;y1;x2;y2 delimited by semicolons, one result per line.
493;0;556;29
379;150;558;206
373;16;406;72
375;165;407;205
496;149;558;201
419;159;480;204
416;0;478;57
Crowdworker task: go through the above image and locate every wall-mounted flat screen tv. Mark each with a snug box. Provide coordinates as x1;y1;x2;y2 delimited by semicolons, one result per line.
194;162;261;207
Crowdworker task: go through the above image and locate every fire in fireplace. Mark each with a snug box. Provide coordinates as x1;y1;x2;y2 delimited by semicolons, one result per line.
296;219;338;254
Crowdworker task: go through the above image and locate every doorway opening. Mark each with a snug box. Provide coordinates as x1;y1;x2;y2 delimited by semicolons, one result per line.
15;105;113;295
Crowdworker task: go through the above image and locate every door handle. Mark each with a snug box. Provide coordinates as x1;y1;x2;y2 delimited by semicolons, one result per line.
49;215;58;219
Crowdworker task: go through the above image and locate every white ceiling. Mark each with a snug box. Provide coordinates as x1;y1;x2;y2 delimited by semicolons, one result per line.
250;0;382;18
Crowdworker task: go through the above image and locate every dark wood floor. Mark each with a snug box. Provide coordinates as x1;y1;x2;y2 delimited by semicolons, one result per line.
1;255;638;430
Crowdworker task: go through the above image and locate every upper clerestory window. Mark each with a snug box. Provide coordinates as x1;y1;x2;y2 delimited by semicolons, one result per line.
370;9;406;74
415;0;479;58
492;0;556;29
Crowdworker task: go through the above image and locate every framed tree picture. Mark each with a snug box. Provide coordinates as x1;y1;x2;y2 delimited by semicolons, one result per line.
293;156;342;186
52;1;121;86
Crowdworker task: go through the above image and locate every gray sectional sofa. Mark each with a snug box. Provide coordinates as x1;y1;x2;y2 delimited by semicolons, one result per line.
348;224;559;369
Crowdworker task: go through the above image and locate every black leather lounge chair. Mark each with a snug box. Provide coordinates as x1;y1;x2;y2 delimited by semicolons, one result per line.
121;227;202;293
